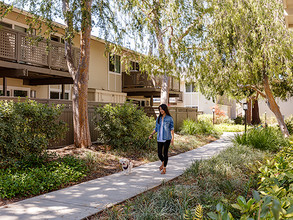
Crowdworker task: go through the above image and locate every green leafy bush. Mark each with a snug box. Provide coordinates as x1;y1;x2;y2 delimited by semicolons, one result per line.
94;102;155;149
0;100;67;161
180;118;218;136
0;155;88;199
233;127;289;151
234;116;244;125
285;115;293;135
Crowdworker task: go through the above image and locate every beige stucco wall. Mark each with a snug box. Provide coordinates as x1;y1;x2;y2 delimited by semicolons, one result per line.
88;40;108;90
258;97;293;119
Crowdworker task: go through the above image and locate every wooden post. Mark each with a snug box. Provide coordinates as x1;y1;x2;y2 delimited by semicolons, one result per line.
150;95;153;107
3;77;7;96
61;84;65;99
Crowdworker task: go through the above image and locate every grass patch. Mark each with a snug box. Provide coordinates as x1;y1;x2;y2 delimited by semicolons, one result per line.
92;144;272;219
214;123;245;133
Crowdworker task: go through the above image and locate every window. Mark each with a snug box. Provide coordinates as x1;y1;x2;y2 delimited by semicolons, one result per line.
0;21;12;29
109;55;121;73
50;35;64;43
0;90;10;96
50;91;69;100
51;35;60;42
14;90;28;97
130;61;139;71
14;25;27;33
185;82;197;93
0;20;36;35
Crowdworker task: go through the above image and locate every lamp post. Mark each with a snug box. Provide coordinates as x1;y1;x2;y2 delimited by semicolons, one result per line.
212;107;215;125
265;111;267;127
243;103;248;135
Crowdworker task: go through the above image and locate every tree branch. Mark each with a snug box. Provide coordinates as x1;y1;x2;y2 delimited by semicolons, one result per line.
62;0;77;78
238;84;266;98
178;20;198;42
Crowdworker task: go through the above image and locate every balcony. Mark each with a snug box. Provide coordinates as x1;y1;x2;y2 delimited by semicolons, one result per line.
0;26;78;85
122;71;181;98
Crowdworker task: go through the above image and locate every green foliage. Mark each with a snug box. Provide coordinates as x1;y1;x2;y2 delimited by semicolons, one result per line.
207;203;234;220
180;118;218;136
184;204;203;220
234;116;244;125
197;0;293;101
0;100;67;161
209;140;293;219
94;102;155;149
233;127;289;151
285;115;293;135
214;123;245;133
0;155;88;199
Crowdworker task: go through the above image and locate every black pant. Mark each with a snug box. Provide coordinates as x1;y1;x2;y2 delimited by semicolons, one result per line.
157;140;171;167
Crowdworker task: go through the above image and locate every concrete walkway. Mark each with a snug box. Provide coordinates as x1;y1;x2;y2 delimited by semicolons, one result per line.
0;132;236;220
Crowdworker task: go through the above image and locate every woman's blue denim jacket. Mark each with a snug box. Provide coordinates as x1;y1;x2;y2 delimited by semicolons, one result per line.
155;115;174;141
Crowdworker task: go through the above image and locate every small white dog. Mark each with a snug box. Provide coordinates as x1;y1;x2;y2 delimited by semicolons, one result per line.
119;158;133;175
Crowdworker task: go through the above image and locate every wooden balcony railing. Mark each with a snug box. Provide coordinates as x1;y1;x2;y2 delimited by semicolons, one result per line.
123;71;180;92
0;26;79;71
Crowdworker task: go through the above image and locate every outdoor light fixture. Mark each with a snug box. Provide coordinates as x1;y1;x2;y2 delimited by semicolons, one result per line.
212;107;215;112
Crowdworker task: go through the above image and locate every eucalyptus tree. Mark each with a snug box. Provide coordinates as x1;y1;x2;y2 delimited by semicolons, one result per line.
194;0;293;136
114;0;207;104
7;0;115;148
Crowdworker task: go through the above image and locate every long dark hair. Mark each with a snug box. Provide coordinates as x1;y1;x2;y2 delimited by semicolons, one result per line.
158;104;172;124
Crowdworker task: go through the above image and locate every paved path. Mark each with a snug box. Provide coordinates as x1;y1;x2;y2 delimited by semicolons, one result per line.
0;132;236;220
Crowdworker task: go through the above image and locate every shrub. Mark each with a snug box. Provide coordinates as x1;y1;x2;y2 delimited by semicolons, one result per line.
94;102;155;149
180;118;218;136
285;115;293;135
234;116;244;125
0;100;67;161
233;127;289;151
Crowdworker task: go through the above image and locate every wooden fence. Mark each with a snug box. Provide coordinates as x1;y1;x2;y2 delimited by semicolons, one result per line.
143;106;198;131
0;97;198;147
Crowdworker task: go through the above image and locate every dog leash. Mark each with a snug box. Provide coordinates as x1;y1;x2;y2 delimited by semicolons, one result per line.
140;137;150;149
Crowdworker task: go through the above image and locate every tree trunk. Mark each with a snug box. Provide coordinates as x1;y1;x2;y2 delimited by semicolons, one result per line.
247;98;252;124
251;99;261;125
161;74;169;105
63;0;92;148
263;74;289;137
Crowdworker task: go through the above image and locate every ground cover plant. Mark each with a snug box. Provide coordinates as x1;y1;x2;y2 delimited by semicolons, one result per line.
0;154;88;199
93;143;271;219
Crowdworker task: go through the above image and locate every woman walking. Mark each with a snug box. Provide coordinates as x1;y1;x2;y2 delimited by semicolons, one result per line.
149;104;174;174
